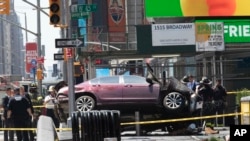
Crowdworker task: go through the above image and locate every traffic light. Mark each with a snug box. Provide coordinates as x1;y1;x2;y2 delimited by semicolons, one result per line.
74;62;84;76
36;68;43;80
0;0;10;15
49;0;61;25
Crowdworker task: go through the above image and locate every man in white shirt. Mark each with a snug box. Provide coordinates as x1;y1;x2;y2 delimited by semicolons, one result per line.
43;86;59;128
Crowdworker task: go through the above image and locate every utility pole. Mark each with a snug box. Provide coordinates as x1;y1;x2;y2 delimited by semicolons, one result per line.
37;0;42;96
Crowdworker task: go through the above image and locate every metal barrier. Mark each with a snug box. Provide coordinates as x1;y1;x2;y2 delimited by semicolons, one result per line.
71;110;121;141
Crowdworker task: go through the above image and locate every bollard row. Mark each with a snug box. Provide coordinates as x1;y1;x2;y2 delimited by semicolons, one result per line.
71;110;121;141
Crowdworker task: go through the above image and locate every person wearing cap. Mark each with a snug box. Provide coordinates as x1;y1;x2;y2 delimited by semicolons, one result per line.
7;87;33;141
213;79;228;127
28;83;39;100
44;85;59;128
197;76;218;134
1;87;14;141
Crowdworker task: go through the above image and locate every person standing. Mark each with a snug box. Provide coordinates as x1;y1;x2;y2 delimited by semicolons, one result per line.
20;86;35;141
1;87;14;141
44;86;59;128
187;75;199;91
213;79;228;127
197;76;218;134
7;87;33;141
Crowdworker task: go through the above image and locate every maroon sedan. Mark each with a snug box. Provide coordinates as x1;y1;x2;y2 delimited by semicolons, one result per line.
57;73;193;113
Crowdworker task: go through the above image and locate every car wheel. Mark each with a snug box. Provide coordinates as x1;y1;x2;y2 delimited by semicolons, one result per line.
75;95;95;111
162;92;185;111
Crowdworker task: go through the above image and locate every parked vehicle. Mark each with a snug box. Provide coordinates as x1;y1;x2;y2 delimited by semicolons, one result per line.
57;63;202;134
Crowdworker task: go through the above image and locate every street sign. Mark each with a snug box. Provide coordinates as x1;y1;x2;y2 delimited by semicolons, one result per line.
54;53;64;60
71;4;97;13
71;12;89;19
37;57;44;64
55;38;84;48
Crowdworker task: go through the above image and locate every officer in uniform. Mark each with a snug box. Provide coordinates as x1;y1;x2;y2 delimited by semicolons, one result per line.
1;87;14;141
213;79;227;126
20;86;34;141
197;77;218;134
28;83;38;100
7;87;33;141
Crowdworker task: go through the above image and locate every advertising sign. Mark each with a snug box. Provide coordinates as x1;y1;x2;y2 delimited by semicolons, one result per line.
196;20;250;43
195;22;225;52
224;21;250;43
107;0;126;42
145;0;250;17
25;42;38;74
151;23;195;46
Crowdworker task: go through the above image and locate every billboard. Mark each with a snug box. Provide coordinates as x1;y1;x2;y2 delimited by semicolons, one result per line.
26;42;38;74
151;23;195;46
145;0;250;17
196;19;250;43
195;22;225;52
107;0;126;42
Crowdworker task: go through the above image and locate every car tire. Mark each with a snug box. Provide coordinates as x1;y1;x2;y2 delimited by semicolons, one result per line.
162;92;186;111
75;95;96;111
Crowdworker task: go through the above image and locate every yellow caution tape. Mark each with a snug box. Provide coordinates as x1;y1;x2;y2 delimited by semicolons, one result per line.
33;105;45;108
1;112;247;131
120;112;244;126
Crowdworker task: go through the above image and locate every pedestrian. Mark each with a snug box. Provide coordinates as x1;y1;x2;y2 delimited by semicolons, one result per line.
7;87;33;141
1;87;14;141
197;76;218;134
187;75;199;91
213;79;228;127
44;85;59;128
20;85;35;141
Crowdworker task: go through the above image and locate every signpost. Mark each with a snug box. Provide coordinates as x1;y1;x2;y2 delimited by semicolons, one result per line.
55;38;84;48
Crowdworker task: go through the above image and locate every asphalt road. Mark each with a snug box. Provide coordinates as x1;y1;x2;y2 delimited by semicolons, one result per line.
0;127;229;141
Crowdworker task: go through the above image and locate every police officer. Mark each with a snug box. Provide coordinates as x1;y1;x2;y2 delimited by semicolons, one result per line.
1;87;14;141
20;86;34;141
213;79;227;127
7;87;33;141
197;76;218;134
28;83;38;100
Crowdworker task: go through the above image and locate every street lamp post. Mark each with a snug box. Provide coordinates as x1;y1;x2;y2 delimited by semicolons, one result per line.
36;0;42;97
16;11;28;42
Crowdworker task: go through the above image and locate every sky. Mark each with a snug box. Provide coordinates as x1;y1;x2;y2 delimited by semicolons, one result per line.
14;0;61;69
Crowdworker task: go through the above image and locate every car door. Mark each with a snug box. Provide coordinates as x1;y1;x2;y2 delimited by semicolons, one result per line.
97;76;123;104
122;75;160;104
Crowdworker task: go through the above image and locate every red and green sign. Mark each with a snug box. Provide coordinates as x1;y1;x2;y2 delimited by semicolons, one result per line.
145;0;250;17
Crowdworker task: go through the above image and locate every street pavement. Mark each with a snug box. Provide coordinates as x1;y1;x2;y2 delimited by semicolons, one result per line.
0;127;229;141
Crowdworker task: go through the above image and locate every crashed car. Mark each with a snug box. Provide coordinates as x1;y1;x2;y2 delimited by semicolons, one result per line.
57;63;202;133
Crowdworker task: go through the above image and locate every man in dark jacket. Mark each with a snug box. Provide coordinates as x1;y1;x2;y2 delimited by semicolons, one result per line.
20;85;34;141
197;76;218;134
213;79;227;127
7;87;33;141
1;87;14;141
